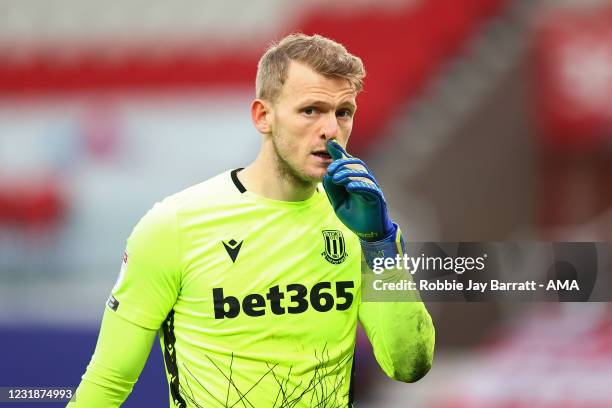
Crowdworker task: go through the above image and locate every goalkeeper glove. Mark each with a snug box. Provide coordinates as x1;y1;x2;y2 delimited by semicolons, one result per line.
323;140;396;242
323;140;405;268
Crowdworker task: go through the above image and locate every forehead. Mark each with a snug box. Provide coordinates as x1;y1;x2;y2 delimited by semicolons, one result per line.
278;61;357;105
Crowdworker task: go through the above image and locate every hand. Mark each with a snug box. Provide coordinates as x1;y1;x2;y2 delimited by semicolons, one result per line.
323;140;395;242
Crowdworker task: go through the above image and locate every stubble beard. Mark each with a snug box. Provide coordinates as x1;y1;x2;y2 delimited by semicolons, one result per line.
271;135;320;190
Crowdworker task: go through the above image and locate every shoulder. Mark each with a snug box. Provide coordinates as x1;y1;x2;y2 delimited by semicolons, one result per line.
161;169;242;212
132;169;241;237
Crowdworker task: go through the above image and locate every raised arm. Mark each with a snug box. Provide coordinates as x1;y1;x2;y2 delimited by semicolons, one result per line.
323;140;435;382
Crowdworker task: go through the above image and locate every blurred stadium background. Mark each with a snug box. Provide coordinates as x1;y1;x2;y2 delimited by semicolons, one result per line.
1;0;612;406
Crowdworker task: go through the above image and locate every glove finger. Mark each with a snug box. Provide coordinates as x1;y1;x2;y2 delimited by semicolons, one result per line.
332;168;377;185
322;173;349;209
346;180;385;203
327;158;365;175
326;140;352;161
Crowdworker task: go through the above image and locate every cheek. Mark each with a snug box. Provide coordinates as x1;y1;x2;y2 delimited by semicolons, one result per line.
282;120;312;148
273;125;304;160
276;112;302;133
337;122;353;142
345;121;353;134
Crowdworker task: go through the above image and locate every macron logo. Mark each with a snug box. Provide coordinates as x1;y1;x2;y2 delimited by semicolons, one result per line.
222;239;243;263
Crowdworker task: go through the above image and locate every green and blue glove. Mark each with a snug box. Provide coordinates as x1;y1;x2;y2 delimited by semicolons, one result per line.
323;140;405;263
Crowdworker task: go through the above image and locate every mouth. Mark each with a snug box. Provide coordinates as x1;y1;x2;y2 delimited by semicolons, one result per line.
312;150;332;162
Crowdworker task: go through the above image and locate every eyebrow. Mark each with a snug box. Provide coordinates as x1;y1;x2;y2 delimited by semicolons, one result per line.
299;99;357;111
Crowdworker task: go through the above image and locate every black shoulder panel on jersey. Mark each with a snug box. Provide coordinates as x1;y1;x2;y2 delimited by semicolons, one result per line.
231;168;246;193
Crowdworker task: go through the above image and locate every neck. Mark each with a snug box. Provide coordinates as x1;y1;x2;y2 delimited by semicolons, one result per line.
238;148;317;202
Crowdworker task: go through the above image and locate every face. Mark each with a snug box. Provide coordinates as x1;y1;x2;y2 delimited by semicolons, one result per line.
265;61;357;184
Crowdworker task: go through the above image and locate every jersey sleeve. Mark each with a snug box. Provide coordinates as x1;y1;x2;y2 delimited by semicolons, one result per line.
358;227;435;383
67;309;158;407
110;201;182;330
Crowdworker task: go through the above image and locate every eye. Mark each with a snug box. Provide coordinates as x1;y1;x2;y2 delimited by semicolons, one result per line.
336;109;353;118
302;107;318;116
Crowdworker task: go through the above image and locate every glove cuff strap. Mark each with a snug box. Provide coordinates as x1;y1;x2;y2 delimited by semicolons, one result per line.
360;223;405;269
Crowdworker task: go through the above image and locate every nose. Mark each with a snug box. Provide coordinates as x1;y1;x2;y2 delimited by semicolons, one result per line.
320;113;340;140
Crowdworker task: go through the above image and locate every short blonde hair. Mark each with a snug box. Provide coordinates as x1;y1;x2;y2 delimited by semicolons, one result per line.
255;33;365;102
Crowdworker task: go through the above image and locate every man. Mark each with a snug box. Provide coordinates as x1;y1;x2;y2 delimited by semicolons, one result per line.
69;33;434;407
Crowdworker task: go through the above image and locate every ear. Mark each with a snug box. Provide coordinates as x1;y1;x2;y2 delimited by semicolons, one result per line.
251;99;272;134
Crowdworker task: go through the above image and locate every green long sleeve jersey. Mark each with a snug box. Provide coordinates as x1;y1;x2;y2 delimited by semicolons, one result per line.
69;169;434;408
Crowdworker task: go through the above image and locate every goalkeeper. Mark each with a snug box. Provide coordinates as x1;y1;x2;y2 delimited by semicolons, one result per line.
69;33;434;407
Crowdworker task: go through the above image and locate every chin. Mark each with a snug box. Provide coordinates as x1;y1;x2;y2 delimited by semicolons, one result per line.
304;167;326;182
282;160;325;185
